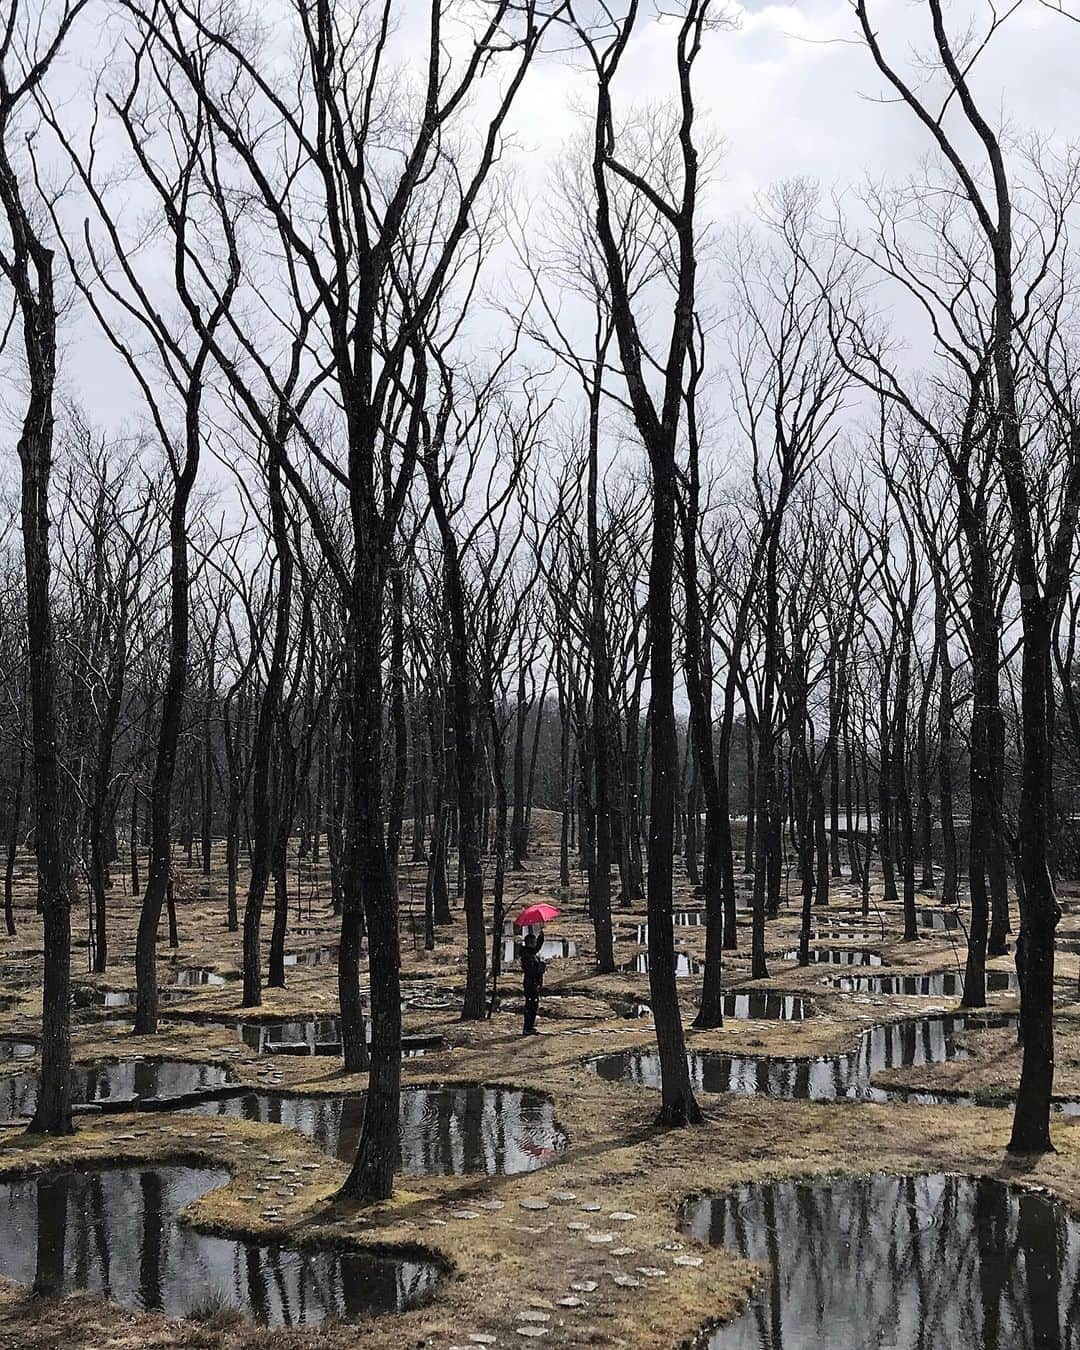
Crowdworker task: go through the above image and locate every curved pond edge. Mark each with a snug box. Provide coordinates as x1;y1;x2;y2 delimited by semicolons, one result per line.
0;1053;239;1120
677;1166;1080;1350
0;1150;453;1319
577;1007;1080;1111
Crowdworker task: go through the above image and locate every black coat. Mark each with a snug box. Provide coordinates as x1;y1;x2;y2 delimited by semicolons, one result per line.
521;942;545;995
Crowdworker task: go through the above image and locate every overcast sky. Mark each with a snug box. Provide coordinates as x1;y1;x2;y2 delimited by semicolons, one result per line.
32;0;1080;444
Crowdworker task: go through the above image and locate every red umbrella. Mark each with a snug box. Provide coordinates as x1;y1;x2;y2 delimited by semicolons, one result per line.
513;902;562;928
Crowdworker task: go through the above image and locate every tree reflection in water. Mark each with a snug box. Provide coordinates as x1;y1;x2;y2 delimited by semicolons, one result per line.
0;1165;439;1324
682;1173;1080;1349
589;1012;1018;1105
186;1083;567;1175
0;1059;232;1118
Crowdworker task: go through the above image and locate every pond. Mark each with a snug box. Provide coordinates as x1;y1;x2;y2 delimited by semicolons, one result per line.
722;992;807;1020
170;966;230;987
834;968;1019;996
502;937;578;964
185;1083;567;1175
588;1011;1013;1105
71;986;190;1012
283;946;339;967
0;1039;35;1063
919;907;963;932
633;911;707;942
1;1059;233;1118
681;1172;1080;1349
237;1017;438;1057
624;953;702;978
0;1164;440;1324
781;948;883;967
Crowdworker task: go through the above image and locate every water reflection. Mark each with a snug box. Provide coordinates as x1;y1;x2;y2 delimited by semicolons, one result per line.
682;1173;1080;1349
237;1017;435;1057
239;1017;342;1054
186;1084;566;1175
0;1165;440;1324
283;946;339;967
589;1012;1014;1105
919;908;962;931
834;969;1018;996
633;912;707;942
502;938;578;964
71;986;188;1011
624;953;702;977
722;992;806;1021
170;967;229;987
0;1039;34;1062
781;948;883;967
1;1059;232;1118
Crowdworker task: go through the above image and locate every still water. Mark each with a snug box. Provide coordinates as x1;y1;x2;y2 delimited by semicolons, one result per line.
186;1083;567;1175
0;1164;440;1324
682;1173;1080;1349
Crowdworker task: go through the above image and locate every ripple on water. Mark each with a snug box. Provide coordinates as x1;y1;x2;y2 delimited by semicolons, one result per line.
0;1165;440;1324
682;1173;1080;1349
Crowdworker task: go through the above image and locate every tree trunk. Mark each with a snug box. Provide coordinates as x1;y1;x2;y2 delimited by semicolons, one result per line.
9;186;73;1130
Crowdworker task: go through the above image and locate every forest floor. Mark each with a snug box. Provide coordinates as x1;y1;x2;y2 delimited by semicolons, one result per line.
2;813;1080;1349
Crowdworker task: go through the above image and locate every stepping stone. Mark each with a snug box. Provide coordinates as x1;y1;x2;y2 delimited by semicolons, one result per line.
636;1267;666;1278
579;1202;601;1212
566;1221;590;1232
612;1274;641;1288
520;1199;549;1211
478;1200;504;1211
549;1190;576;1203
450;1210;480;1220
301;1163;320;1170
558;1297;585;1308
428;1218;448;1227
611;1246;636;1257
519;1311;550;1322
516;1330;546;1340
610;1212;637;1222
656;1240;683;1251
673;1255;703;1268
585;1232;613;1244
467;1336;497;1345
570;1281;598;1293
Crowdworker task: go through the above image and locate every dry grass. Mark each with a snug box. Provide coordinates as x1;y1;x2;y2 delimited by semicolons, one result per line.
2;813;1079;1348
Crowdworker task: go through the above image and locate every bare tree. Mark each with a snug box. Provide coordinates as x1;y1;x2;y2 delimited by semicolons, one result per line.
852;0;1080;1152
0;0;90;1135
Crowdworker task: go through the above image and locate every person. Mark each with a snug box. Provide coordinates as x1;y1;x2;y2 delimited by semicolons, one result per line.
520;928;546;1036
